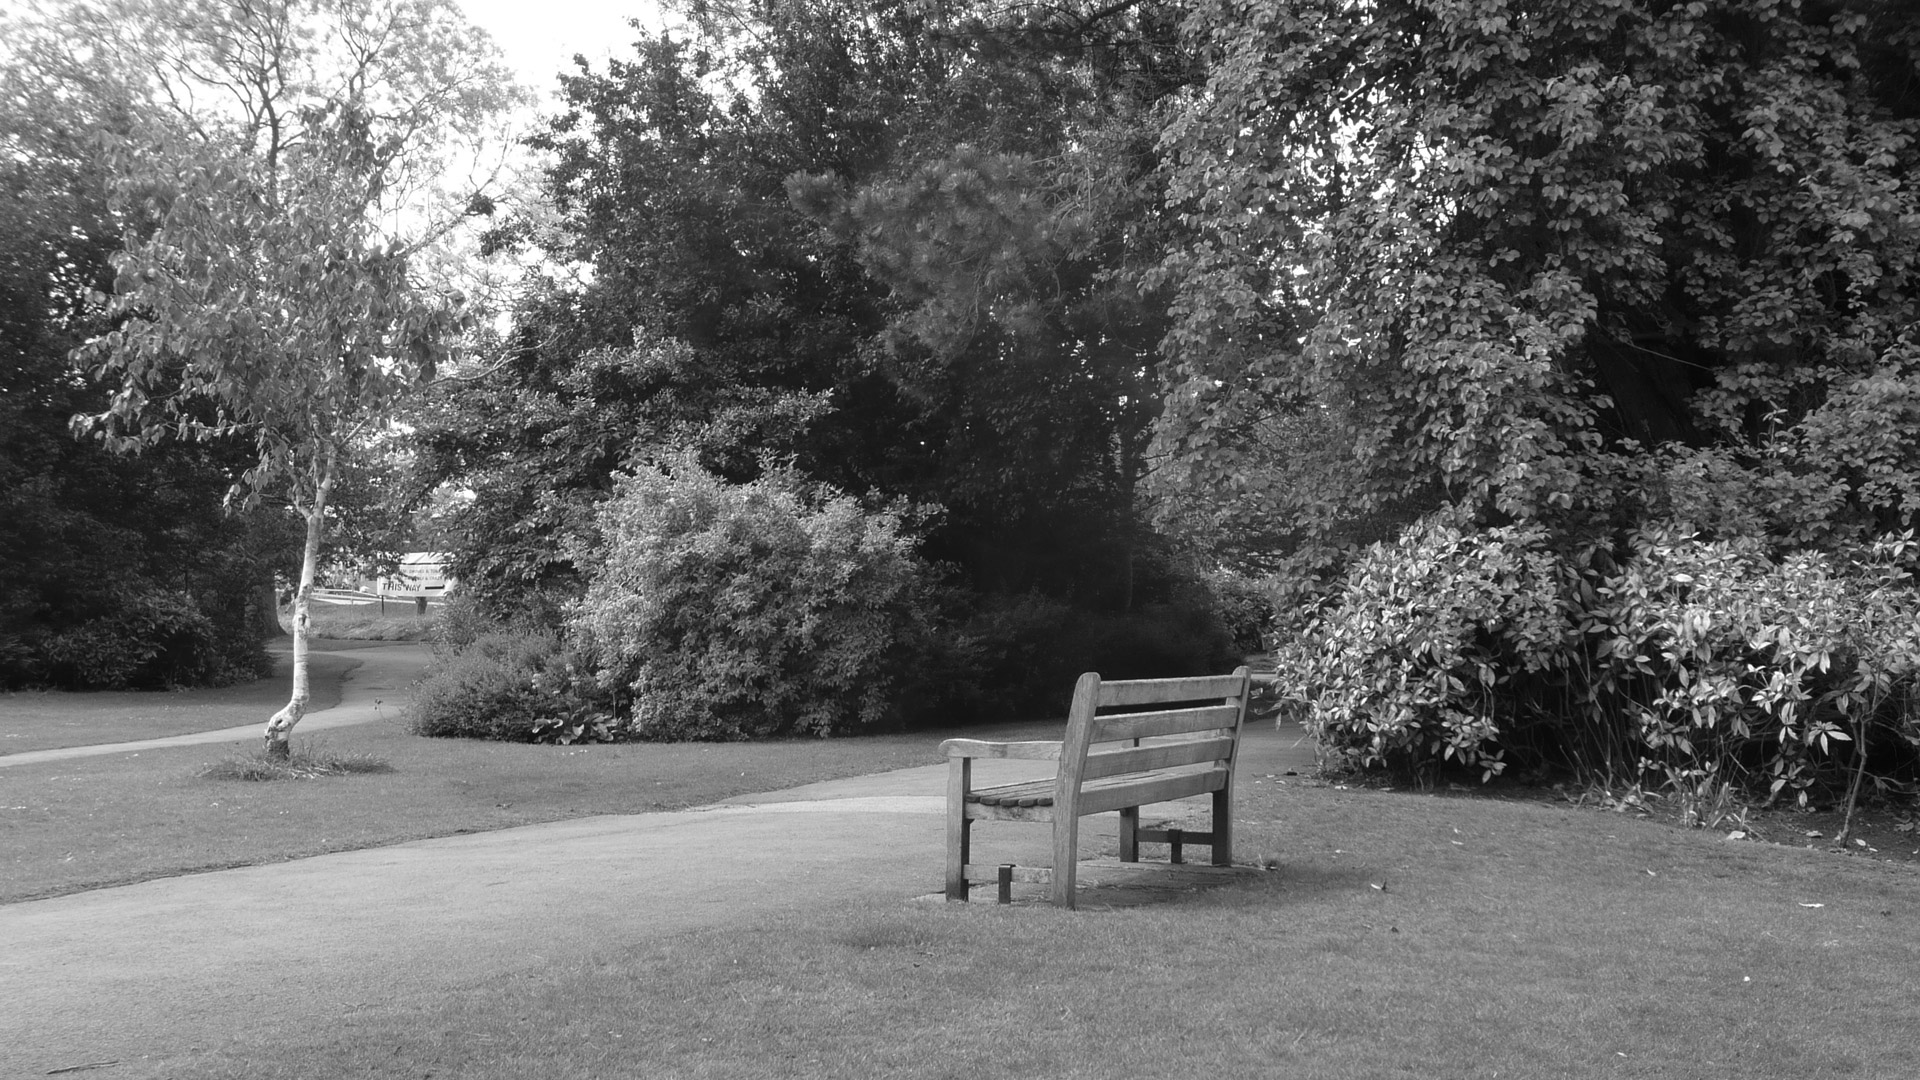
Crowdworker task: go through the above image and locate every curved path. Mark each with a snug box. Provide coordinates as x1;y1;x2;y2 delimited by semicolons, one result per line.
0;641;429;768
0;684;1315;1078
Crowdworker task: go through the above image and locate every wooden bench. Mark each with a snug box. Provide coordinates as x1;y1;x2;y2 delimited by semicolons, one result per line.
940;666;1253;908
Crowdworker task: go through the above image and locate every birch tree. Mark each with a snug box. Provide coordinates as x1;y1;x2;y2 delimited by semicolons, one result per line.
66;0;521;755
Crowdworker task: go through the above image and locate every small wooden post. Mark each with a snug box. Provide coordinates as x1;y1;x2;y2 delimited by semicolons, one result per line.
1168;827;1184;865
997;864;1014;904
1119;806;1140;862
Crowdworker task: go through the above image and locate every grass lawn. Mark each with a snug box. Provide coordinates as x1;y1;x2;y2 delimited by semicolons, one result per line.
11;667;1920;1077
287;601;439;640
164;777;1920;1079
0;650;353;754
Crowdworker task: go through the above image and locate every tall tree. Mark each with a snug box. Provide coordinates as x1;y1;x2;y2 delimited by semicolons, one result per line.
421;0;1204;611
1153;0;1920;561
1;6;294;688
67;0;520;754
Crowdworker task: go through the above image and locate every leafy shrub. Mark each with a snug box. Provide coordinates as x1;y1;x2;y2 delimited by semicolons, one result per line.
1279;518;1920;808
426;591;500;655
33;588;270;690
928;594;1087;722
1200;568;1276;655
1582;528;1920;808
0;631;33;686
409;629;617;742
1277;521;1565;782
570;458;935;739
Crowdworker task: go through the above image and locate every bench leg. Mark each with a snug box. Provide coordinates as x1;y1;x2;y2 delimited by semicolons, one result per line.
1119;806;1139;862
1051;813;1080;908
946;758;972;902
1212;787;1232;866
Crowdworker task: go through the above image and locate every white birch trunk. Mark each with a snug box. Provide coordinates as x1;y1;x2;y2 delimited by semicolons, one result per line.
264;446;337;758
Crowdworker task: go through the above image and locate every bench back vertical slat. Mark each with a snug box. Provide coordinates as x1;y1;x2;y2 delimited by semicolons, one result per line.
1050;672;1105;904
1052;671;1104;811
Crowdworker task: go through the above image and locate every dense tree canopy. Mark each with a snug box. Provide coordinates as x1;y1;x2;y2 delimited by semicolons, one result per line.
17;0;1912;757
1140;0;1920;801
0;21;290;688
1153;0;1920;565
415;0;1205;613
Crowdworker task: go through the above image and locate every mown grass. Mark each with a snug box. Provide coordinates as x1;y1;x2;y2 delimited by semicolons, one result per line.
164;778;1920;1079
285;600;439;640
12;653;1920;1077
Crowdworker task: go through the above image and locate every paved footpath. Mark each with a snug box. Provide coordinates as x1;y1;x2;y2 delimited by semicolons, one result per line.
1;653;1316;1077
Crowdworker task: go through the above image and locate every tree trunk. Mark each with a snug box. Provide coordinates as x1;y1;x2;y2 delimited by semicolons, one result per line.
264;448;336;759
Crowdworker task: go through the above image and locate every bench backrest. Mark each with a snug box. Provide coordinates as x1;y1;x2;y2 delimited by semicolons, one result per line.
1056;667;1252;799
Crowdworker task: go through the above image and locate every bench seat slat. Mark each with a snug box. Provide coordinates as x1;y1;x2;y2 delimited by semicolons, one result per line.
967;778;1054;807
964;802;1054;822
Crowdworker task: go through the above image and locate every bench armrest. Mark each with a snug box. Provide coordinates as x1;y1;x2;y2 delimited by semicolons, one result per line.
939;739;1063;761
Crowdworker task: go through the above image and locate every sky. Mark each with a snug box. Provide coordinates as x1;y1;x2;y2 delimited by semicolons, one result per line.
453;0;671;104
